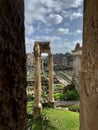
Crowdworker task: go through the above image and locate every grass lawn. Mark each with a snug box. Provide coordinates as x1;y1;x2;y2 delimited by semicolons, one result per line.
32;118;42;130
32;108;79;130
43;108;79;130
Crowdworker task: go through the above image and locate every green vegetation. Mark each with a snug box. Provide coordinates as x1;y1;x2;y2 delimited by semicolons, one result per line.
31;108;79;130
60;70;72;81
54;93;62;101
27;94;34;101
43;72;49;78
54;84;65;89
55;70;72;83
27;100;33;113
68;105;79;109
68;105;80;112
54;85;79;101
32;118;42;130
65;89;79;101
43;108;79;130
26;69;79;130
42;91;48;99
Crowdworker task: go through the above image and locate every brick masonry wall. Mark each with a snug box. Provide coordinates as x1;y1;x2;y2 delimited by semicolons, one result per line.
0;1;26;130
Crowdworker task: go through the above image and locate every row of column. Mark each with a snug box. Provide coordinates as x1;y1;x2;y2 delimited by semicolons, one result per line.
33;44;54;118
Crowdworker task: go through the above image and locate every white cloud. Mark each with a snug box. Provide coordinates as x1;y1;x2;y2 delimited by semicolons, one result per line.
51;36;62;41
46;14;63;24
73;39;82;46
73;0;83;7
24;0;83;54
75;29;82;34
70;29;82;36
44;28;52;34
25;0;47;24
63;10;83;20
56;28;69;35
25;25;35;36
40;0;83;12
51;39;82;54
25;38;34;44
70;12;83;20
65;39;82;50
25;0;83;24
33;36;52;42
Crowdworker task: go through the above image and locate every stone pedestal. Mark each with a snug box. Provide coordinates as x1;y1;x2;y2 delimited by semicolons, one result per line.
33;106;42;119
48;101;55;108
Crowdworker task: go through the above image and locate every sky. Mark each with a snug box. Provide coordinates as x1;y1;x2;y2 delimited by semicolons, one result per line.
25;0;83;54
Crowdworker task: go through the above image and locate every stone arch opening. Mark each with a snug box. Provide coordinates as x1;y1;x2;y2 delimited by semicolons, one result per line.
33;41;55;118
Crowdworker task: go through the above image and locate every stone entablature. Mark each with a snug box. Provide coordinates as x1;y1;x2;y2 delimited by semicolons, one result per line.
34;41;50;54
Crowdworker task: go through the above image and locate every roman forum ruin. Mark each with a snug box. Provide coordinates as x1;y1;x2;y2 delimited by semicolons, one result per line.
33;41;54;118
72;43;82;93
0;0;98;130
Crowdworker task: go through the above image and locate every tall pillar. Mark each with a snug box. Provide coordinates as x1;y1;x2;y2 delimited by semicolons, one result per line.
80;0;98;130
33;44;42;119
48;54;55;107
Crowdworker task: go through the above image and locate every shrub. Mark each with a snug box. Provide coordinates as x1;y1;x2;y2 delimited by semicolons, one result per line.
65;89;79;101
68;105;80;112
67;83;75;90
54;93;62;101
42;92;48;99
27;94;34;101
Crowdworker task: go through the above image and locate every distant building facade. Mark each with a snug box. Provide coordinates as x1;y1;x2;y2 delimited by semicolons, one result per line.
72;43;82;93
53;53;73;70
26;52;34;69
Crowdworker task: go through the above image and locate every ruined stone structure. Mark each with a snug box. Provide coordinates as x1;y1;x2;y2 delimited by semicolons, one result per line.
0;0;98;129
0;1;26;130
72;43;82;93
33;41;54;118
26;53;34;70
80;0;98;130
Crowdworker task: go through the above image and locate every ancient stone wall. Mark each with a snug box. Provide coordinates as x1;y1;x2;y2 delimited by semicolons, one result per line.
0;0;26;130
80;0;98;130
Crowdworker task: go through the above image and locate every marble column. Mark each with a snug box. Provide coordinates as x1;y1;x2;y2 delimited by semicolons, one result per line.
33;44;42;119
48;54;55;107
